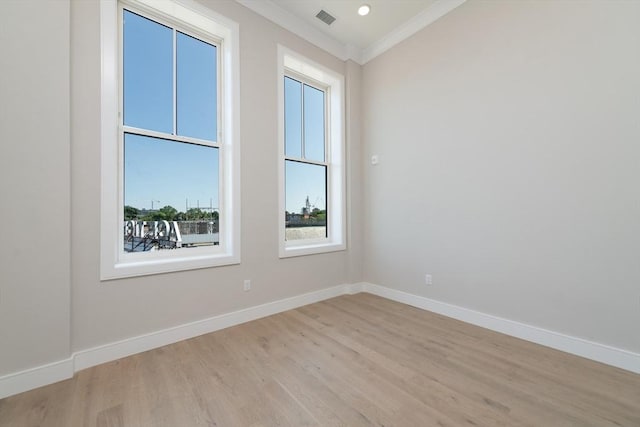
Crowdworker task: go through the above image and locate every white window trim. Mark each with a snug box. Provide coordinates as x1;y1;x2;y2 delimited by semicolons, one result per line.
100;0;240;280
277;45;346;258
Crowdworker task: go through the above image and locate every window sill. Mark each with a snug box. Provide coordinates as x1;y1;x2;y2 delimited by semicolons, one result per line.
101;251;240;280
279;241;346;259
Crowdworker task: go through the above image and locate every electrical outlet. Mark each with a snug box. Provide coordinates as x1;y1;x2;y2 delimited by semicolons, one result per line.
425;274;433;286
243;279;251;291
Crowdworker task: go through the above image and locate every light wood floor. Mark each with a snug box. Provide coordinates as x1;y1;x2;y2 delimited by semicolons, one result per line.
1;293;639;426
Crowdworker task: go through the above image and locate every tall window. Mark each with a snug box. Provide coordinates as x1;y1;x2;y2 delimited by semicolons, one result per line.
123;8;220;252
278;46;346;257
284;76;328;241
101;0;240;279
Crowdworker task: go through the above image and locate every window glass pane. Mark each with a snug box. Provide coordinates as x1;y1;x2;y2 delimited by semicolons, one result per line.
123;10;173;134
177;32;217;141
303;84;325;162
285;160;327;241
284;77;302;158
124;134;220;251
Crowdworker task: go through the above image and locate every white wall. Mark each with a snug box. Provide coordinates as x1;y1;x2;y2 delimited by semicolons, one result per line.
362;0;640;353
0;0;71;376
70;0;362;352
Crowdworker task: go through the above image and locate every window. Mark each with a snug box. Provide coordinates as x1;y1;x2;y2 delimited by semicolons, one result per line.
278;46;346;257
100;0;240;279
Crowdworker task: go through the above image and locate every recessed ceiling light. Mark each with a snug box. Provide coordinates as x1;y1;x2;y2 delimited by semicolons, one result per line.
358;4;371;16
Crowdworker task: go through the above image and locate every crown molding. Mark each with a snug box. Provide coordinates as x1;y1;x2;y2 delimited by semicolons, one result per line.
234;0;466;65
345;43;363;65
362;0;467;64
234;0;350;61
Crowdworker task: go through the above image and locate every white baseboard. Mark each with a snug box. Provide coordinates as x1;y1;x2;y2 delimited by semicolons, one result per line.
74;283;359;371
0;358;73;399
1;283;356;400
362;282;640;375
2;281;638;399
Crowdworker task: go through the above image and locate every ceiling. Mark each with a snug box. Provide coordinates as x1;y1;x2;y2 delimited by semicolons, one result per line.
270;0;436;50
235;0;466;64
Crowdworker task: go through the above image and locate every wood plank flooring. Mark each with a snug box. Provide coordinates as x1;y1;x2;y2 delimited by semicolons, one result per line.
1;293;639;426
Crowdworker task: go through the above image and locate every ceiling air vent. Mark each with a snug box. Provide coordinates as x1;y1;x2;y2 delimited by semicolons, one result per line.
315;9;336;26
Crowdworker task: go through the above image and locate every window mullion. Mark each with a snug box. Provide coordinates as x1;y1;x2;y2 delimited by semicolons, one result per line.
300;82;305;161
172;28;177;136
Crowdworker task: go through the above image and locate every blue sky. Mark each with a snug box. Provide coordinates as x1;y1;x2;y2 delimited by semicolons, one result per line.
124;134;219;211
284;77;327;213
123;9;325;215
124;10;218;211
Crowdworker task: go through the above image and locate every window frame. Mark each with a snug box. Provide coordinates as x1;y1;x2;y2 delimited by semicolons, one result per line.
278;45;346;258
100;0;240;280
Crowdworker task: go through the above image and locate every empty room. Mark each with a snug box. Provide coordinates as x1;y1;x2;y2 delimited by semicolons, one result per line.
1;0;639;425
